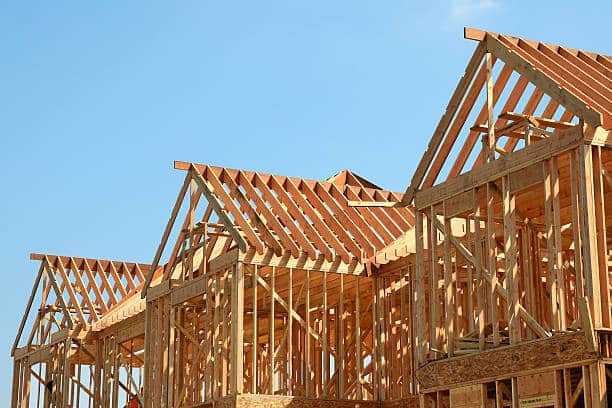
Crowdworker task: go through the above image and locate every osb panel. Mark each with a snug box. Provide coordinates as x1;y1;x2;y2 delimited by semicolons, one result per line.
417;332;596;390
381;396;420;408
236;394;380;408
516;372;555;398
449;384;484;407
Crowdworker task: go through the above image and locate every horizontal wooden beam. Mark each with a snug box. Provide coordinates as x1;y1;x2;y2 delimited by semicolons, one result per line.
30;253;150;270
240;247;364;275
415;125;582;210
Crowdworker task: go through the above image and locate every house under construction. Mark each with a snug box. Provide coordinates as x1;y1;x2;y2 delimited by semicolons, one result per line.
11;28;612;408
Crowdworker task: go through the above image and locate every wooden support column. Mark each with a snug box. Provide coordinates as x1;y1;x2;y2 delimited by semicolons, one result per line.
11;360;19;408
269;266;275;395
415;210;427;365
578;144;602;327
473;188;486;350
511;378;519;408
588;362;608;408
485;52;496;163
400;272;409;397
338;274;345;398
168;306;176;406
222;270;230;396
521;227;536;340
213;274;220;397
231;262;244;394
305;269;311;397
112;337;120;408
429;206;441;356
569;149;584;299
377;275;387;400
592;146;610;327
322;270;328;397
443;204;455;357
544;158;560;331
288;268;293;396
251;265;258;394
486;183;500;346
355;276;362;400
94;339;103;408
583;365;593;408
204;279;211;399
502;175;520;344
550;157;567;331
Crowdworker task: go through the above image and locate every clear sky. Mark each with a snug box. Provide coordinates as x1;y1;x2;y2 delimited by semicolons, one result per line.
0;0;610;402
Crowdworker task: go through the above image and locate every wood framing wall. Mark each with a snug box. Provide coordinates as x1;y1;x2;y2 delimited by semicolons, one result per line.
411;135;611;406
142;258;419;407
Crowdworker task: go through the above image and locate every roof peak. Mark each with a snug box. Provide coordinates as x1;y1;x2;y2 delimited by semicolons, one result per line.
325;169;383;190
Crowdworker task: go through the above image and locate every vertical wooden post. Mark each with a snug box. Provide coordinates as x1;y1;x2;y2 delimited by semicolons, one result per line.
443;204;455;357
521;227;536;340
429;206;440;356
511;378;519;408
400;272;409;398
338;274;345;398
503;175;520;344
94;339;103;408
415;210;427;364
11;359;20;408
305;269;311;397
473;188;486;350
252;265;258;394
544;159;560;331
563;368;572;406
168;305;176;406
377;275;387;400
204;279;211;399
569;149;584;299
372;275;379;399
231;262;244;394
269;267;275;395
213;274;220;397
288;268;293;396
322;270;328;396
583;365;593;408
494;381;505;408
485;52;496;163
550;157;567;330
466;217;475;335
554;370;564;408
487;183;500;346
592;146;610;328
355;276;362;400
112;337;120;408
222;270;230;396
578;144;602;327
588;362;607;408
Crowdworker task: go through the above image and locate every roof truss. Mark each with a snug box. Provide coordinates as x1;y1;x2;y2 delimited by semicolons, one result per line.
402;28;611;205
12;254;150;354
142;162;414;295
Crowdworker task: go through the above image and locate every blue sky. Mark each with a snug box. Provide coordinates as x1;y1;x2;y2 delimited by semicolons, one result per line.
0;0;610;402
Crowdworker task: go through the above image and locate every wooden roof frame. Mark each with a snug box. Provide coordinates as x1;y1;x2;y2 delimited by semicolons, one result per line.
141;161;414;296
401;27;611;205
12;253;150;355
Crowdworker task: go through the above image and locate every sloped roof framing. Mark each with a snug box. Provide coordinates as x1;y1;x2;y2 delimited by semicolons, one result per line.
402;28;611;205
